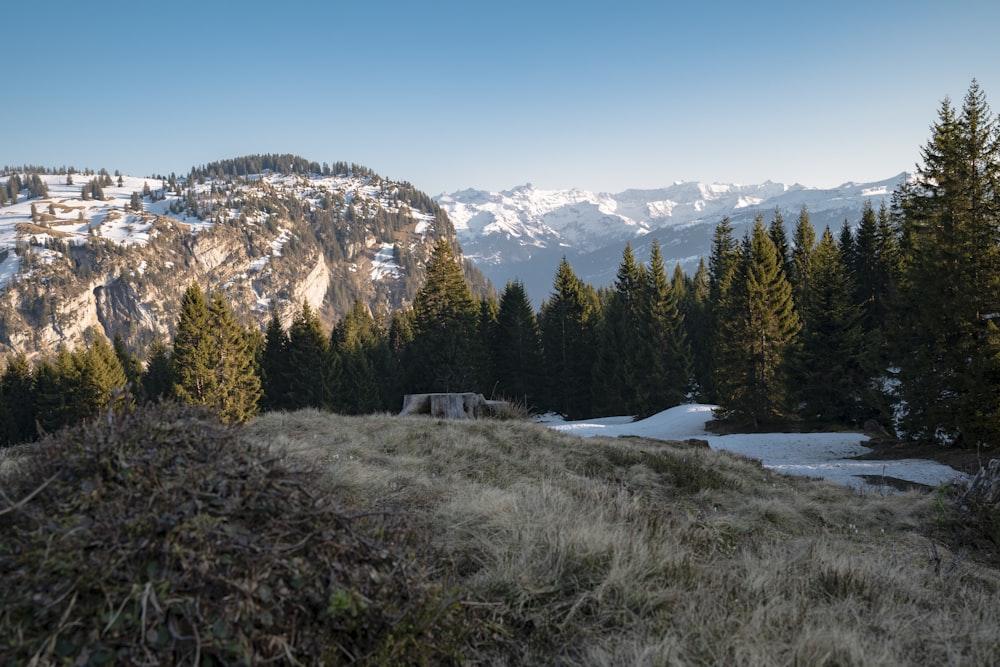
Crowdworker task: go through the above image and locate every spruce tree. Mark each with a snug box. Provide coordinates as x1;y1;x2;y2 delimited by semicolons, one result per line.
714;217;800;426
260;308;291;411
492;280;544;409
893;81;1000;445
141;339;174;402
328;299;383;414
207;293;261;424
768;207;792;278
792;228;869;423
285;301;328;410
635;240;691;416
591;243;644;416
113;333;143;391
0;354;36;444
683;258;712;400
408;238;480;393
540;258;598;419
172;282;216;407
789;205;816;311
705;216;740;403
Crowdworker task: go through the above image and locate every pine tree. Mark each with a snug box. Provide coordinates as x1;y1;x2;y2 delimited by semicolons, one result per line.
591;243;644;416
893;81;1000;445
792;228;869;423
539;258;598;419
328;299;383;414
705;216;740;403
172;282;216;407
206;292;261;424
682;258;712;399
0;354;36;444
715;217;801;426
113;333;143;391
141;339;174;402
768;207;792;278
635;240;691;416
492;280;544;409
408;238;480;393
285;301;328;410
260;308;291;411
790;205;816;310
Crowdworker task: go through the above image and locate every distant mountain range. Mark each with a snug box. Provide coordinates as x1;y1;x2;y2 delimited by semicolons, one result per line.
437;174;908;306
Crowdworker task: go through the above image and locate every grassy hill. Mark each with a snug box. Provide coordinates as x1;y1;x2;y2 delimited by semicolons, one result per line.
2;406;999;664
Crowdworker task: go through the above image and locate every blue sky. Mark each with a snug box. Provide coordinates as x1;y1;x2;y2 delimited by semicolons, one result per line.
4;1;998;195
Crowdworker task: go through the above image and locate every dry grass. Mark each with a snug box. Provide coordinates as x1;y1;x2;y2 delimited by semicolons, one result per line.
244;410;1000;665
4;408;996;665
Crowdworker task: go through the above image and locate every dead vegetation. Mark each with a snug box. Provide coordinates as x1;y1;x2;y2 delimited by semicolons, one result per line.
3;405;999;665
0;404;469;665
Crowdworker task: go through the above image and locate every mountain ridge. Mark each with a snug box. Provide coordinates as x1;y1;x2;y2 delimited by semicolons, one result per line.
437;173;908;305
0;157;486;358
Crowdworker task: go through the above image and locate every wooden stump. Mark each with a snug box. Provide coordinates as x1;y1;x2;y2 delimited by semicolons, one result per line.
399;393;487;419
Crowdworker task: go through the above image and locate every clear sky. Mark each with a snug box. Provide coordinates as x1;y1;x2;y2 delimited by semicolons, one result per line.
4;0;998;195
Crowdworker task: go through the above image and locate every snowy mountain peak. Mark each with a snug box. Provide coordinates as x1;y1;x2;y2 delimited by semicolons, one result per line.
437;173;910;306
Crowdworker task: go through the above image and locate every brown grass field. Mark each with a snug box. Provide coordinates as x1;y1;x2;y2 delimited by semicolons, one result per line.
2;408;998;665
242;410;1000;666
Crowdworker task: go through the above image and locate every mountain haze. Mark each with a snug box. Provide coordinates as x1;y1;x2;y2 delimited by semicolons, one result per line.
438;174;907;305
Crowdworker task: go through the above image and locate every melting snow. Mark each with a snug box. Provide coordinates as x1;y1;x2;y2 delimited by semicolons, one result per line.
540;404;968;494
370;243;401;281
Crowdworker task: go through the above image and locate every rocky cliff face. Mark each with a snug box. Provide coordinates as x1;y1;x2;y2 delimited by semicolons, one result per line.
0;158;484;358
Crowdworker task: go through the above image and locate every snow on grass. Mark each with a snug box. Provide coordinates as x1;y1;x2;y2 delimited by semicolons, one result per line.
0;252;21;291
370;243;401;281
541;404;968;492
270;228;292;256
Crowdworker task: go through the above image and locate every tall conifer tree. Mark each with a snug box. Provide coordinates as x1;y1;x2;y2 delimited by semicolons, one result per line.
409;238;480;393
540;258;598;419
715;217;800;426
492;280;544;408
893;81;1000;445
792;228;869;423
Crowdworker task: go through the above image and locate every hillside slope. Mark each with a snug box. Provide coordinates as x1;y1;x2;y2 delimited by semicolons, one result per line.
0;157;487;357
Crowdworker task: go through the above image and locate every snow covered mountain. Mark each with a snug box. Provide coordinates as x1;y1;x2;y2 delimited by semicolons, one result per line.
0;158;473;357
437;174;908;306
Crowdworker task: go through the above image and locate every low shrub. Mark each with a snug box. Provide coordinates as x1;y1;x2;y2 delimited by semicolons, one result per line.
0;403;469;665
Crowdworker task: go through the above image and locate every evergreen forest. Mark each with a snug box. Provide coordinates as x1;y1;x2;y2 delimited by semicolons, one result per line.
2;82;999;451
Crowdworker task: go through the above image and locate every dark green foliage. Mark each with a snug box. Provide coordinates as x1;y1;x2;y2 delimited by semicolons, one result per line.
893;81;1000;446
681;258;712;400
172;283;260;423
714;217;800;426
284;301;329;410
408;239;481;393
540;258;598;419
790;205;816;311
328;300;385;414
207;293;261;424
635;240;692;416
492;280;544;409
768;207;792;278
705;217;740;403
140;339;174;402
0;403;470;665
260;309;292;411
791;228;870;423
113;333;143;390
592;243;644;416
172;282;215;407
0;354;36;445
